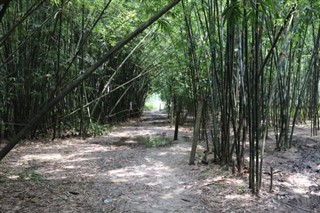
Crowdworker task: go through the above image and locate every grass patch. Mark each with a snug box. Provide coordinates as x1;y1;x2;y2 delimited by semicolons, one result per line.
0;174;4;183
17;160;46;184
237;186;247;194
19;171;46;185
144;136;172;148
0;166;46;185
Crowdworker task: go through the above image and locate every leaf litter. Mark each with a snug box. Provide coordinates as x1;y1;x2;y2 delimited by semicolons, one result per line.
0;111;319;212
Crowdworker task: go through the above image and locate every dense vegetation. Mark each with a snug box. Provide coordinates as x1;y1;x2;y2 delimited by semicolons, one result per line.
1;0;320;194
0;0;155;140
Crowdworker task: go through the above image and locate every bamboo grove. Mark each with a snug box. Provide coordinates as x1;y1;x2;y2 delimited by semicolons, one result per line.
1;0;320;194
0;0;159;140
166;0;320;194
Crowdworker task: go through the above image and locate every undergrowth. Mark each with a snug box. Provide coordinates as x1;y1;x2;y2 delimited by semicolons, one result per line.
144;136;171;148
19;171;46;185
87;122;113;137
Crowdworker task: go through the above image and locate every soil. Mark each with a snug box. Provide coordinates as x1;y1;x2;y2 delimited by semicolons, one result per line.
0;111;319;213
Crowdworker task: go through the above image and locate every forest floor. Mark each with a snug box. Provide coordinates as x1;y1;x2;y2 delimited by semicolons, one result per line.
0;110;319;213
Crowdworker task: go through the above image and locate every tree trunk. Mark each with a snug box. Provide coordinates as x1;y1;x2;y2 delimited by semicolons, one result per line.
189;100;203;165
174;103;181;141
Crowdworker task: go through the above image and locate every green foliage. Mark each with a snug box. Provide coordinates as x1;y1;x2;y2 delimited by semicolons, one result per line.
0;161;45;184
87;122;109;137
237;186;247;195
19;172;46;185
222;1;242;25
0;0;155;138
144;135;171;148
144;103;156;110
0;174;4;183
144;93;165;110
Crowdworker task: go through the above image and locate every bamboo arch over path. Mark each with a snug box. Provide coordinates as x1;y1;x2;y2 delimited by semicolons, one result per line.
0;0;182;161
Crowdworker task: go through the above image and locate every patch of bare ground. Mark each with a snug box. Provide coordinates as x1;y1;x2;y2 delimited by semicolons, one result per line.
0;112;319;212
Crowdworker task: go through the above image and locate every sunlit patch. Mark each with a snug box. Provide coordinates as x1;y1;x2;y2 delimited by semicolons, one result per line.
63;165;76;169
80;146;110;153
41;169;64;175
109;129;154;137
169;146;190;152
161;192;174;199
64;157;98;163
173;188;184;194
108;161;173;184
310;191;320;196
7;175;19;180
46;175;67;180
293;188;309;194
225;178;245;185
157;152;169;156
108;167;147;182
22;153;62;161
225;193;252;200
287;173;313;187
287;173;313;194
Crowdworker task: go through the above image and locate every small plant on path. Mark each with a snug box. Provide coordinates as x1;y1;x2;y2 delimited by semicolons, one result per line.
144;135;171;148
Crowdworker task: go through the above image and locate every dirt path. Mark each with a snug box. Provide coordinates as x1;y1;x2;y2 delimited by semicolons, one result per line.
86;111;207;212
0;111;208;212
0;111;319;212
